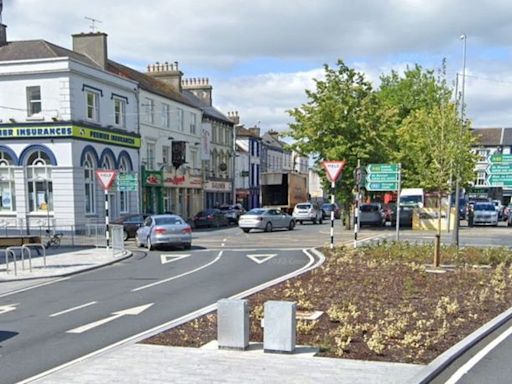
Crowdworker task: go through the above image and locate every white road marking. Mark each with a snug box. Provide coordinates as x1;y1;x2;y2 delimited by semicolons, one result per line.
160;254;190;265
445;323;512;384
132;251;224;292
0;303;18;314
49;301;97;318
66;303;153;334
247;254;277;264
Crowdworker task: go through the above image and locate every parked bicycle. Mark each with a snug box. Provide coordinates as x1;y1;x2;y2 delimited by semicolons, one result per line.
45;230;63;248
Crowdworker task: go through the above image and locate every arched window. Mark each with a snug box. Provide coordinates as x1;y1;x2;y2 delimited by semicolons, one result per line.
84;152;96;214
27;151;53;213
0;151;16;212
101;155;115;170
118;156;130;213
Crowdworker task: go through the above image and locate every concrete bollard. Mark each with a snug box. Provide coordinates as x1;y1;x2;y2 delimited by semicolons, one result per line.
217;299;249;350
263;300;296;353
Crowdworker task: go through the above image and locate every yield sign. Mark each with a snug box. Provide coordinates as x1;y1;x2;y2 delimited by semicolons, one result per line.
96;170;117;190
322;160;346;182
160;254;190;264
247;254;277;264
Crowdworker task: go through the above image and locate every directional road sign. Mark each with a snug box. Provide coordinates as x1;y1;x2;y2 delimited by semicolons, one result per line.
487;174;512;187
117;173;138;192
366;172;399;182
487;163;512;174
365;182;399;191
490;154;512;163
366;164;399;173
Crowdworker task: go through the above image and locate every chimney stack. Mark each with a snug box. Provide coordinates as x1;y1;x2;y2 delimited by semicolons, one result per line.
227;111;240;125
0;23;6;47
72;32;109;69
182;77;213;106
147;61;183;93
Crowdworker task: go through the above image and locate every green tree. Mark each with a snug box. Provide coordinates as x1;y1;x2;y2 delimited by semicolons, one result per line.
286;60;393;217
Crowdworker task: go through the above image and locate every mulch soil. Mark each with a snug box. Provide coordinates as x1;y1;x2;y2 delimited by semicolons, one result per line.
143;243;512;364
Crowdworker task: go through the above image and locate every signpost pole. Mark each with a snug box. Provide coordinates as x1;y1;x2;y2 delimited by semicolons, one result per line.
105;189;110;250
330;180;335;249
396;163;401;241
354;159;360;249
95;170;116;251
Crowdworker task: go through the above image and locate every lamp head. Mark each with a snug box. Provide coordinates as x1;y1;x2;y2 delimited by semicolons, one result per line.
460;33;466;40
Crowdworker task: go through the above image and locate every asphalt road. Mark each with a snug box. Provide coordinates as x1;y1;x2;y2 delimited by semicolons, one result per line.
0;224;327;384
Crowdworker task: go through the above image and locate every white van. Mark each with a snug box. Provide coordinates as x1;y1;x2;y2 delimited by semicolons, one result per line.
400;188;424;208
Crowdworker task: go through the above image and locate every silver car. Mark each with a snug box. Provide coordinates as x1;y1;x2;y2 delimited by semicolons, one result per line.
238;208;295;233
473;202;499;226
292;202;323;224
135;214;192;250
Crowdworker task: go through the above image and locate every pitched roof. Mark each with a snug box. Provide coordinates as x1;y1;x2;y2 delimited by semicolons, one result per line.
182;90;233;125
0;39;98;66
107;60;197;108
502;128;512;146
236;125;260;138
472;128;503;146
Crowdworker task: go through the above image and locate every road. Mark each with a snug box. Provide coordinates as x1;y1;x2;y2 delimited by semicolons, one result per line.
0;222;333;384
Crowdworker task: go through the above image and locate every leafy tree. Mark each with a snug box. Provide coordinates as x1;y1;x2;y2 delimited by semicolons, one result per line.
286;60;393;218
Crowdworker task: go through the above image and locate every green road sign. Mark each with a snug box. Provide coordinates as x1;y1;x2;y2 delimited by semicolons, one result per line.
487;174;512;187
366;172;399;182
366;182;399;191
490;154;512;163
117;173;138;192
366;163;399;173
487;163;512;174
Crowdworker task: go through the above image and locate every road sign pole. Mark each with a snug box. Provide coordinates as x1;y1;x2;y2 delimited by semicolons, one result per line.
322;160;346;249
354;159;360;248
105;189;110;251
396;163;401;241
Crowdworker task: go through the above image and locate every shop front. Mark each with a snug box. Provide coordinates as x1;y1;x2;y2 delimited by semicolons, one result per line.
163;171;203;219
204;180;232;209
142;169;163;214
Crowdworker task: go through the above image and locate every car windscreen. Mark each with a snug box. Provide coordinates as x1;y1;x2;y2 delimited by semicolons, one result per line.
155;217;183;225
296;204;311;209
246;209;266;215
474;204;495;211
322;204;333;209
401;196;422;204
360;205;379;212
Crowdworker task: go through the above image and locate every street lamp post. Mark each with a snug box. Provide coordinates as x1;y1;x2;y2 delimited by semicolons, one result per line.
453;33;467;247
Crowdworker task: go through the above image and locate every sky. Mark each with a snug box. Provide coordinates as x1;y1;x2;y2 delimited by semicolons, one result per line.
4;0;512;134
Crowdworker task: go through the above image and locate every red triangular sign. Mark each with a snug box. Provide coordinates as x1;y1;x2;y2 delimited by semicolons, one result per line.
322;161;346;182
96;170;117;190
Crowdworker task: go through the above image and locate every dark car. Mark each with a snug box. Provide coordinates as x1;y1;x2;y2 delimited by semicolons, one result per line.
321;203;341;219
112;213;148;240
358;203;386;226
193;208;229;228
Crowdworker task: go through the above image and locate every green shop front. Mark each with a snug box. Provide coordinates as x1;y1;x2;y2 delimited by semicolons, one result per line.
142;169;164;214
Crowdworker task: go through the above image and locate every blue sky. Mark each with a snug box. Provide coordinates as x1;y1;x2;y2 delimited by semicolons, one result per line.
4;0;512;132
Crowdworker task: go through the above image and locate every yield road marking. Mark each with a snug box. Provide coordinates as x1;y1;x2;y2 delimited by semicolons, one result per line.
247;254;277;264
67;303;153;334
0;303;18;314
160;254;190;265
49;301;97;317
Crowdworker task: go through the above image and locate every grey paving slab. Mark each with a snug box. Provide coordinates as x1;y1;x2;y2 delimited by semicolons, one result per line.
30;343;424;384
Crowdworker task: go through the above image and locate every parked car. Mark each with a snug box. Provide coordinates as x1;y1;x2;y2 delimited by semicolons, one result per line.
219;204;245;224
321;202;341;219
135;214;192;250
472;202;499;226
292;202;323;224
504;204;512;222
112;213;148;241
238;208;295;233
492;200;504;220
193;208;229;228
358;203;386;227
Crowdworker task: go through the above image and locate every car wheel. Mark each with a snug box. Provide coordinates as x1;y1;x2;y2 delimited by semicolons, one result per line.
265;222;273;232
147;237;153;251
300;221;303;225
183;243;192;250
312;219;317;224
319;217;323;224
123;230;129;241
288;221;295;230
242;228;250;233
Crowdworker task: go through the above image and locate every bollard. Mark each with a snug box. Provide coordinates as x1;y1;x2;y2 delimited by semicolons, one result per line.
263;301;296;354
217;299;249;350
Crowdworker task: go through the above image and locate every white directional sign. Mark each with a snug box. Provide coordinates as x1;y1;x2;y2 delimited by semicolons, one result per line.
66;303;153;334
322;160;346;183
247;254;277;264
0;303;17;315
160;254;191;264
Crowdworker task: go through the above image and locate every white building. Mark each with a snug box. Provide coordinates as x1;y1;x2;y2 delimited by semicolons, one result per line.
0;28;140;229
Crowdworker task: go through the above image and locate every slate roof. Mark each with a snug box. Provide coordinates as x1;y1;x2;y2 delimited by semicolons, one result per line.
236;126;260;138
261;131;284;150
181;90;233;125
0;39;98;66
501;128;512;146
472;128;503;146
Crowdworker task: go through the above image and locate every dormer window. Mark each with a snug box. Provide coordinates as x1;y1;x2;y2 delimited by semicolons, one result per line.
26;86;42;116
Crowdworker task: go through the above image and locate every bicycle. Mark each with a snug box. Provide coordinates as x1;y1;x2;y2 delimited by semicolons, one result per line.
45;230;63;248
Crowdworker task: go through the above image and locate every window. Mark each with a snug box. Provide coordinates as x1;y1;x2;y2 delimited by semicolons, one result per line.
118;157;130;214
84;153;96;214
177;108;184;131
145;98;155;124
113;98;126;127
86;91;100;121
190;148;198;170
26;86;42;116
162;104;170;128
0;152;16;212
190;113;197;134
162;146;170;165
146;142;156;170
27;151;53;213
475;171;486;186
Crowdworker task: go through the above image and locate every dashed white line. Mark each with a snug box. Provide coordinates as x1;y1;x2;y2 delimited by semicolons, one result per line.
49;301;97;317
